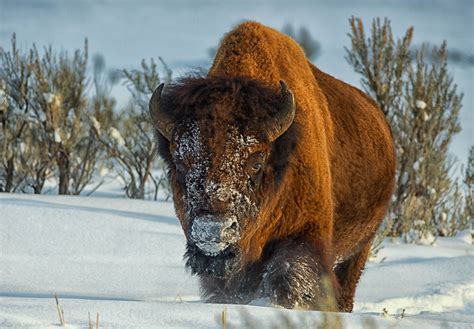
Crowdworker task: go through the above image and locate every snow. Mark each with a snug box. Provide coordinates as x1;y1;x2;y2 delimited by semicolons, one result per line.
1;193;473;328
0;89;5;107
422;112;430;121
91;117;101;136
52;128;61;143
108;127;125;147
416;100;427;110
98;166;109;178
43;93;55;104
456;229;473;245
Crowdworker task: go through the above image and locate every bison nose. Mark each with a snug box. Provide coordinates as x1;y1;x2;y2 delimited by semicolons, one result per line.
190;215;240;256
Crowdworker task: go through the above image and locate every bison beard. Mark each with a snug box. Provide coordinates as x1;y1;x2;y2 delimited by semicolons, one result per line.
149;22;396;312
184;242;240;278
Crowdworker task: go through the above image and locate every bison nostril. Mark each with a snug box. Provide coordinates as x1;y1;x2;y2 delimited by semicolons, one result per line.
229;221;238;231
222;216;239;232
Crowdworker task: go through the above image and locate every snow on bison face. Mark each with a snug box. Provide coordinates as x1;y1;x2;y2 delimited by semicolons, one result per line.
171;121;266;257
149;79;295;277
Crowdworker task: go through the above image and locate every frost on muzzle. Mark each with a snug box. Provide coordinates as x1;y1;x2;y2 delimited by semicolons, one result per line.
189;215;240;256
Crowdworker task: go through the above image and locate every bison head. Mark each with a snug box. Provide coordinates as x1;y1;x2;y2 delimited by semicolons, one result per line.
150;77;296;277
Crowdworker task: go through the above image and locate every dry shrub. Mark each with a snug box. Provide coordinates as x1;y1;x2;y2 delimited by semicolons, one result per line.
0;35;107;194
345;17;472;242
98;58;172;199
0;35;172;199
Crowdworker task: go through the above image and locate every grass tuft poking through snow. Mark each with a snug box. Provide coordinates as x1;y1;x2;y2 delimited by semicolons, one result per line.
55;294;65;326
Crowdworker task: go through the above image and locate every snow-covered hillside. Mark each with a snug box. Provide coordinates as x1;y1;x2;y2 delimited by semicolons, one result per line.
1;194;473;328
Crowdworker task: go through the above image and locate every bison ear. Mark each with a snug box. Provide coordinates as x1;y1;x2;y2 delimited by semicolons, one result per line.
267;80;296;142
149;83;175;140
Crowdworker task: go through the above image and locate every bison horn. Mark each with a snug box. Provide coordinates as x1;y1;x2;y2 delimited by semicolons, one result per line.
267;80;296;142
149;83;174;140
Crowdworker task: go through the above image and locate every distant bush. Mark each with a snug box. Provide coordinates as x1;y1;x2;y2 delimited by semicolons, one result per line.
464;147;474;223
0;35;106;194
282;24;321;61
0;35;170;199
97;57;172;199
0;35;39;193
412;45;474;67
346;17;472;242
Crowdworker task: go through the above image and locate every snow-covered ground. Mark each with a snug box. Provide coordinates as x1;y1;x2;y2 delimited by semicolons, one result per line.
1;193;473;328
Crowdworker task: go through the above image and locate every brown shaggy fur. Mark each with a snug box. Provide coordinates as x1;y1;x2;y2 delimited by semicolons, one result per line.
154;21;396;312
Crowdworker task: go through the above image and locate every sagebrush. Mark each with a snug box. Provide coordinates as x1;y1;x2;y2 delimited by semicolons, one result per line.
346;17;472;242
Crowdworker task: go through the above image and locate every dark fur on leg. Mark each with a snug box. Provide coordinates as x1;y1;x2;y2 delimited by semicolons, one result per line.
198;259;265;304
261;237;339;310
334;240;372;312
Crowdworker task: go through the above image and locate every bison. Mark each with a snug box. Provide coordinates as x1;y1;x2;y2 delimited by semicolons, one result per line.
149;21;396;312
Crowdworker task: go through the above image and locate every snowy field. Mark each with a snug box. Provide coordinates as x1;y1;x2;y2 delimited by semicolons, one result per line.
1;193;473;328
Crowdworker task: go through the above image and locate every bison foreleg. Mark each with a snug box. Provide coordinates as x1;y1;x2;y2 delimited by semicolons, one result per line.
261;238;339;310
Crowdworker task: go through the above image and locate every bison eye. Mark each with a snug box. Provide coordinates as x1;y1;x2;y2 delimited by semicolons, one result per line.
247;151;266;189
247;152;266;172
252;163;262;172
